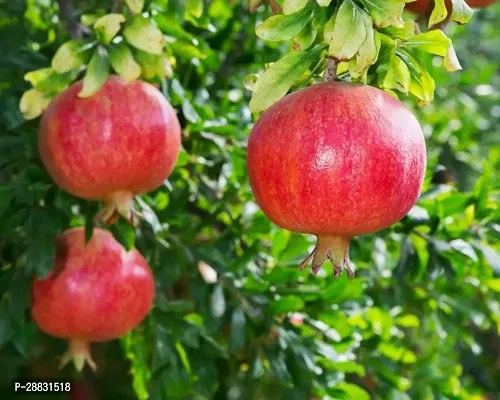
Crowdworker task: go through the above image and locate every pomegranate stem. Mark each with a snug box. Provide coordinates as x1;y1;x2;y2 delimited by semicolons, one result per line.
299;235;355;278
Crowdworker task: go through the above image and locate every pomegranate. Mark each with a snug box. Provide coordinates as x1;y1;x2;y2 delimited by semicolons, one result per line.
406;0;496;14
38;75;181;224
32;227;155;371
247;82;426;277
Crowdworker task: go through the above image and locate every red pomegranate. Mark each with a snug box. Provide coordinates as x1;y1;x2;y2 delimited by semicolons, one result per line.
247;82;426;277
38;76;181;224
32;227;155;371
406;0;496;14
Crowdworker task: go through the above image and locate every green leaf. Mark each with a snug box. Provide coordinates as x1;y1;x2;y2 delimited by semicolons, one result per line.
24;68;53;86
402;30;461;72
395;314;420;328
294;23;317;51
316;0;332;6
186;0;204;18
485;279;500;293
255;3;313;41
397;48;435;103
94;13;125;45
135;50;173;80
329;383;370;400
79;47;109;98
0;306;14;346
350;20;380;78
382;54;411;94
19;89;51;120
125;0;144;14
51;40;93;73
270;295;305;314
478;244;500;273
283;0;308;15
450;0;473;24
358;0;406;28
109;42;141;82
381;21;417;40
37;72;80;96
229;308;246;352
378;342;417;364
124;16;165;55
324;0;368;61
428;0;448;28
249;44;325;112
122;330;151;400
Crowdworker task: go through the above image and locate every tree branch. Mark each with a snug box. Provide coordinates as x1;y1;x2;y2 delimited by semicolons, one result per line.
111;0;123;13
323;56;338;82
57;0;86;39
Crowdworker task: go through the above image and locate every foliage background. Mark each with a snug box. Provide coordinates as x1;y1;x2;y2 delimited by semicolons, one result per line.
0;0;499;399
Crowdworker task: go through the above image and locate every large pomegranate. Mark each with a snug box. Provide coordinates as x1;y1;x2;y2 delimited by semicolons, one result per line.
38;75;181;224
406;0;496;14
32;227;155;371
247;82;426;277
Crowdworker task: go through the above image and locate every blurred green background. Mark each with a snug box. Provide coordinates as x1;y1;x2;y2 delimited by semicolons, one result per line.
0;0;499;399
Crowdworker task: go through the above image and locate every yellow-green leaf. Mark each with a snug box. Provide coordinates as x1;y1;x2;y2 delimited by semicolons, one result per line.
358;0;406;28
186;0;204;18
19;89;52;120
428;0;448;28
51;40;93;73
24;68;53;86
249;45;325;113
79;47;110;98
316;0;332;6
125;0;144;14
294;23;317;51
450;0;473;24
402;30;461;71
255;3;313;41
124;16;164;54
324;0;367;61
350;15;379;77
94;13;125;45
283;0;309;15
108;43;141;82
134;50;172;79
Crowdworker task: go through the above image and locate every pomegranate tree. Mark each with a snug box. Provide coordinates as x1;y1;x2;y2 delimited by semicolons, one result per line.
31;228;155;371
38;75;181;224
247;82;426;277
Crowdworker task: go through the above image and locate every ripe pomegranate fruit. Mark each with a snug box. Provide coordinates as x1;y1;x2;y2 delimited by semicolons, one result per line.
32;227;155;371
406;0;496;14
38;75;181;224
247;82;426;277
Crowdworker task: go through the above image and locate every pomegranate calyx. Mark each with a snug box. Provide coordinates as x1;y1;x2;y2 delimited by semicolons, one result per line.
299;235;355;278
94;191;144;226
59;339;97;372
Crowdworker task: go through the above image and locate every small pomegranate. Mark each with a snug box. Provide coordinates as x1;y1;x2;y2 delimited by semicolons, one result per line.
247;82;426;277
32;227;155;371
38;76;181;224
406;0;496;14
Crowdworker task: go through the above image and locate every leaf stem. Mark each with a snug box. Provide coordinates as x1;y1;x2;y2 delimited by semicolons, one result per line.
323;56;338;82
57;0;89;39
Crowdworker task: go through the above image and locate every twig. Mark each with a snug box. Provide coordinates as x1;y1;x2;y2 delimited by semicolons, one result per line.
57;0;88;39
111;0;123;13
323;56;338;82
268;0;282;14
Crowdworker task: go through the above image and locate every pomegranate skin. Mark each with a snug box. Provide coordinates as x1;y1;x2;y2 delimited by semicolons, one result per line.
32;227;155;370
38;76;181;223
407;0;496;14
247;82;426;276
